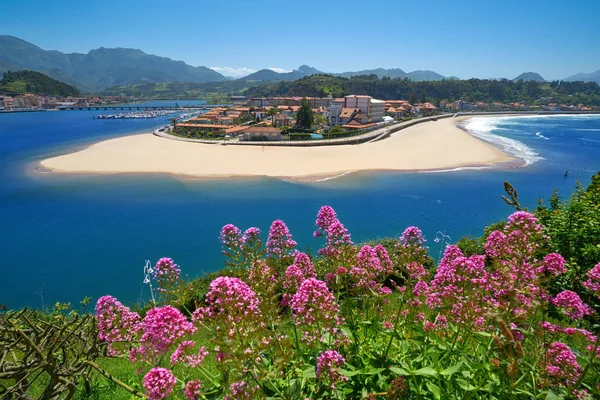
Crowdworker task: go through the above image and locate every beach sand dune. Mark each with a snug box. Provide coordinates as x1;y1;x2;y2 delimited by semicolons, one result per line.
41;117;514;179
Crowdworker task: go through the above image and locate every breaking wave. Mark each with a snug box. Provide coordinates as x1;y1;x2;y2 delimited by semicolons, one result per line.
461;117;543;165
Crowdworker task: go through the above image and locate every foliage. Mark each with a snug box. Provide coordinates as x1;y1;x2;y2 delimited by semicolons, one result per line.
295;98;314;130
536;171;600;309
0;70;80;97
247;74;600;106
329;124;345;134
94;203;600;399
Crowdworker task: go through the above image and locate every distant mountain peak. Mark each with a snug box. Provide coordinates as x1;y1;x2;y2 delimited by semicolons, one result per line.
513;72;546;82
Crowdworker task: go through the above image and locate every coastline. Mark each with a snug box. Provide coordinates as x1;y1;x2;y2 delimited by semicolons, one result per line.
39;116;517;181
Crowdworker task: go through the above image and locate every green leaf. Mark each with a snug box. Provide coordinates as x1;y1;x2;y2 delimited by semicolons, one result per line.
389;367;410;376
302;366;315;379
414;366;438;377
365;367;386;375
340;369;360;377
456;379;476;391
545;390;565;400
426;382;441;400
440;362;462;376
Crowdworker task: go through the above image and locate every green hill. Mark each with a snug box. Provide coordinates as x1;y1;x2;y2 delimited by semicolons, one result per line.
0;35;226;92
0;70;80;96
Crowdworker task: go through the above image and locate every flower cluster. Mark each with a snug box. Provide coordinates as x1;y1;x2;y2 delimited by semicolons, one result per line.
95;295;141;356
552;290;592;320
396;226;429;266
290;278;344;344
153;257;181;293
170;341;208;367
314;206;353;259
316;350;348;389
543;342;581;387
266;219;297;260
143;367;177;400
184;380;202;400
583;262;600;297
538;253;567;276
131;305;196;363
426;246;489;328
224;380;260;400
349;245;394;294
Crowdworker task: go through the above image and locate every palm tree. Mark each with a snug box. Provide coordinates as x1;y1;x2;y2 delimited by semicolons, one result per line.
168;117;178;132
267;107;279;127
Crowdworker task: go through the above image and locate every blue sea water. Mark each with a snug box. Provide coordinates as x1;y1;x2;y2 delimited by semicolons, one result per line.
1;107;599;309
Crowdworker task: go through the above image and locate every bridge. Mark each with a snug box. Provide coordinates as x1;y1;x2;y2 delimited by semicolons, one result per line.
57;105;227;111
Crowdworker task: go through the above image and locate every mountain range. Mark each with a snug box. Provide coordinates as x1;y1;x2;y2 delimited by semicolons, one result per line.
1;35;599;92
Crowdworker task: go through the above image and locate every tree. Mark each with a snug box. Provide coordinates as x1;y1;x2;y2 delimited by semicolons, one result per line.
409;91;418;105
267;107;279;126
329;125;344;134
420;91;427;103
168;117;178;132
296;98;314;130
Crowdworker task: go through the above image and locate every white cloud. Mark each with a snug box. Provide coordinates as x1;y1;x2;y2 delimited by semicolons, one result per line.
210;67;257;78
267;67;292;73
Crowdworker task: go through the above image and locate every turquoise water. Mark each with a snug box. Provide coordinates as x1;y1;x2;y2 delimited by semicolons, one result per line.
1;107;599;309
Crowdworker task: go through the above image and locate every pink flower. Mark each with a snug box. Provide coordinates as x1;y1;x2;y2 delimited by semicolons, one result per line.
131;305;196;363
543;342;581;387
583;262;600;297
184;380;203;400
95;295;141;356
143;368;176;400
290;278;344;344
316;350;347;389
266;219;297;259
538;253;567;276
170;341;209;367
153;257;181;293
293;252;316;279
552;290;592;320
224;381;259;400
314;206;353;259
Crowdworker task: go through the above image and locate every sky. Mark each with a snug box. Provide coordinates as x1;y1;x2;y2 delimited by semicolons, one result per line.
1;0;599;80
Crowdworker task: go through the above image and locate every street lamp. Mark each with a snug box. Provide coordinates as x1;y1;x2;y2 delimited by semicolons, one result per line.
434;231;452;262
143;260;156;305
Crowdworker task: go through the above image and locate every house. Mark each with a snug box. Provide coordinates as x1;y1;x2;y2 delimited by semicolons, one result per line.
272;114;296;128
415;102;439;115
241;127;283;141
335;107;359;125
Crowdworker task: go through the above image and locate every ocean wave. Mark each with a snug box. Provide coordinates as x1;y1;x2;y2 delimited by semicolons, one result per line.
461;118;543;165
579;138;600;144
574;128;600;132
535;132;550;140
313;170;358;182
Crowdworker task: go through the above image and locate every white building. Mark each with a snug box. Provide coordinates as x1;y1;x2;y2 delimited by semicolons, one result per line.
327;95;385;126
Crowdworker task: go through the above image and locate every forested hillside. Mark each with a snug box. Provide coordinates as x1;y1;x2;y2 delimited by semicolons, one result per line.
0;70;80;96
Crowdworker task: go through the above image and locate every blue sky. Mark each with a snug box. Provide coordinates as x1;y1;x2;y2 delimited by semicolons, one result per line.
1;0;599;80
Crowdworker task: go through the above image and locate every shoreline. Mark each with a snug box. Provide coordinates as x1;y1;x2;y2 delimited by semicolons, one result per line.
39;116;518;181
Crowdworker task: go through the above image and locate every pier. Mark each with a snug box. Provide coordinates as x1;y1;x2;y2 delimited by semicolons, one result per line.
57;105;227;111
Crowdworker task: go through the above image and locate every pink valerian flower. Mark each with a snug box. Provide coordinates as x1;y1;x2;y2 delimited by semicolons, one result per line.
537;253;567;276
293;252;316;279
396;226;429;267
184;380;203;400
583;262;600;297
314;206;353;259
241;227;264;262
425;246;489;327
192;277;268;366
413;281;429;297
130;305;196;363
142;368;177;400
552;290;592;320
153;257;181;293
266;219;297;259
247;260;279;315
542;342;581;387
192;277;262;330
223;381;260;400
284;265;305;293
95;295;141;356
170;341;209;367
220;224;245;269
290;278;345;344
540;321;597;343
316;350;348;389
484;212;552;322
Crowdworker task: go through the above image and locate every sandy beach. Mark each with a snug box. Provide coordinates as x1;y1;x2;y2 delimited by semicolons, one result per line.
40;117;516;179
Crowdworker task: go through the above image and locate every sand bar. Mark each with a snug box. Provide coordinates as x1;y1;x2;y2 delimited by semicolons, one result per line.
40;117;515;179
